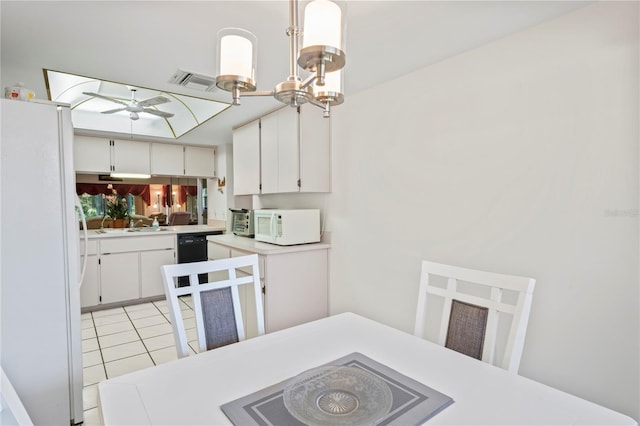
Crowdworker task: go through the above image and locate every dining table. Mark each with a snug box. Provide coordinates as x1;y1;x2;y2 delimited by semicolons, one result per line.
98;312;636;425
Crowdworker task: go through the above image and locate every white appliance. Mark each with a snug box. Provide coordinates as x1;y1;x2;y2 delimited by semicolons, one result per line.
254;209;320;245
1;99;85;425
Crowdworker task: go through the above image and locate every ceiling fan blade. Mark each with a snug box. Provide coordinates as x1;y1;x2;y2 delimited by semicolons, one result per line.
143;108;174;118
137;96;170;107
82;91;128;106
101;107;127;114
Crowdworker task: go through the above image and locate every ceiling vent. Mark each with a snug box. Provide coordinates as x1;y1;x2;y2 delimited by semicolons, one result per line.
168;69;217;92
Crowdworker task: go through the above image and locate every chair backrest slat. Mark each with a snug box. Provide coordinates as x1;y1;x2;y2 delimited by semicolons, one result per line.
161;254;265;358
414;260;536;374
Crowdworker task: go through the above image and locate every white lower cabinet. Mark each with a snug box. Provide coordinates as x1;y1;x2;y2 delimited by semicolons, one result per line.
80;240;100;307
100;252;140;304
80;235;176;309
207;242;231;261
141;249;176;298
207;241;328;335
261;249;328;333
230;249;264;339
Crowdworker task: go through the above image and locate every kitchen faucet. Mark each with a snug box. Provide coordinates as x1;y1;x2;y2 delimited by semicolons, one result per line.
129;219;145;229
99;215;111;232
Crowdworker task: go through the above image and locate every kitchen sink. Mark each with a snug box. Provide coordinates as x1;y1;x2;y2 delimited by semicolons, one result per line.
94;228;168;234
126;227;168;232
94;229;126;234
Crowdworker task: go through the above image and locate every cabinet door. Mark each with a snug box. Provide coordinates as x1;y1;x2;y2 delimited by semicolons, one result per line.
261;108;299;194
151;143;184;176
141;249;175;298
207;242;231;260
232;120;261;195
277;108;300;193
100;252;140;304
80;255;100;308
299;105;331;192
184;146;215;177
112;140;150;174
73;136;111;173
231;249;264;340
260;111;279;194
263;250;328;333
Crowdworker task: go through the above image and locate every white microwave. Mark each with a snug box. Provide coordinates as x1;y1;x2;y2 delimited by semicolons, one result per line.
253;209;320;246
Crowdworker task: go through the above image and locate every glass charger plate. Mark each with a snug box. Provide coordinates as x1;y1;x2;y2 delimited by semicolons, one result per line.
283;366;393;426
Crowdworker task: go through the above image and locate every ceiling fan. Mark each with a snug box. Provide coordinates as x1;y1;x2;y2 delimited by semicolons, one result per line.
82;88;174;120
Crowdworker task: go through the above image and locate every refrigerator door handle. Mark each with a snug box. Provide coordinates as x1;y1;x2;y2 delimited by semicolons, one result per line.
75;194;88;288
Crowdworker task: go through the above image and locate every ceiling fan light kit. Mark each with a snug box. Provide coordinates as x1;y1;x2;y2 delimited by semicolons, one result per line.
215;0;346;117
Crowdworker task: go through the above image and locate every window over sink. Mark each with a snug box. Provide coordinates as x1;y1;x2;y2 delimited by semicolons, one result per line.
76;179;203;228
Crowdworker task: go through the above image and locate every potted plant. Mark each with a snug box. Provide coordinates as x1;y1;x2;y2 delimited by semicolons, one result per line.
104;186;129;227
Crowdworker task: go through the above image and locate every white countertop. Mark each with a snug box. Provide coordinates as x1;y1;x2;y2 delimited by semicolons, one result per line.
99;313;636;425
87;225;226;239
207;233;331;255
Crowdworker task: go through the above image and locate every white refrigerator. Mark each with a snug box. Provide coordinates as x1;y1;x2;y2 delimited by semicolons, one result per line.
1;99;84;424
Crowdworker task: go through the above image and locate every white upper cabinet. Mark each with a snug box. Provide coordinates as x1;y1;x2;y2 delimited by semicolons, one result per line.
261;108;299;194
75;136;215;177
259;112;279;193
150;143;184;176
112;139;150;174
150;143;215;177
73;136;150;174
74;136;111;173
299;106;331;192
232;119;261;195
231;106;330;195
184;146;216;178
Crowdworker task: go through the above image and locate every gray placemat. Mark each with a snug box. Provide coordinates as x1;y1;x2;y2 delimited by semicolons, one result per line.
221;352;454;425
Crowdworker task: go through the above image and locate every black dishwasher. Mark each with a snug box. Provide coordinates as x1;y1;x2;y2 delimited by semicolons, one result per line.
177;231;222;287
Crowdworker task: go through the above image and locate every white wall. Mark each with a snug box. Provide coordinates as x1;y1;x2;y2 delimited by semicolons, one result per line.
329;2;638;419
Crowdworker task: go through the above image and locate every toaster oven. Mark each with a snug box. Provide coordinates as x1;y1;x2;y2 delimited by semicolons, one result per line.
229;208;254;237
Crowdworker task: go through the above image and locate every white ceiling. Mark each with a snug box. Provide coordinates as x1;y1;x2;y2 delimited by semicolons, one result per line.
1;1;590;146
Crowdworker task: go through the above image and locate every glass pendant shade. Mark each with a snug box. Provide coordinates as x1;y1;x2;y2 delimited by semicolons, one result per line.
321;69;342;93
220;35;252;77
303;0;343;49
314;69;343;105
215;28;257;93
298;0;345;81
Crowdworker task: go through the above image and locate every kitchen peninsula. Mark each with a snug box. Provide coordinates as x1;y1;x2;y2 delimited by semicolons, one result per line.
207;234;330;334
81;224;225;311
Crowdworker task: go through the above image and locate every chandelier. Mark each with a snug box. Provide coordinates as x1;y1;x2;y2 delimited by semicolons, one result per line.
215;0;346;118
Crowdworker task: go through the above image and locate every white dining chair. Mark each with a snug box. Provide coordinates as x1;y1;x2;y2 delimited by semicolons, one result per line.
161;254;265;358
414;260;536;373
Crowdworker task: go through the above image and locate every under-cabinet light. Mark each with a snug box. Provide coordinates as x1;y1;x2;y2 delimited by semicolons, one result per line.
110;172;151;179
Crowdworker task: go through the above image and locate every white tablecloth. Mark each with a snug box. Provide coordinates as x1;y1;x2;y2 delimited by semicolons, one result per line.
99;312;635;425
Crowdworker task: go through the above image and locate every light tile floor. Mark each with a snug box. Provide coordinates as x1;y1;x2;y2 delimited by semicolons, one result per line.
80;297;199;425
